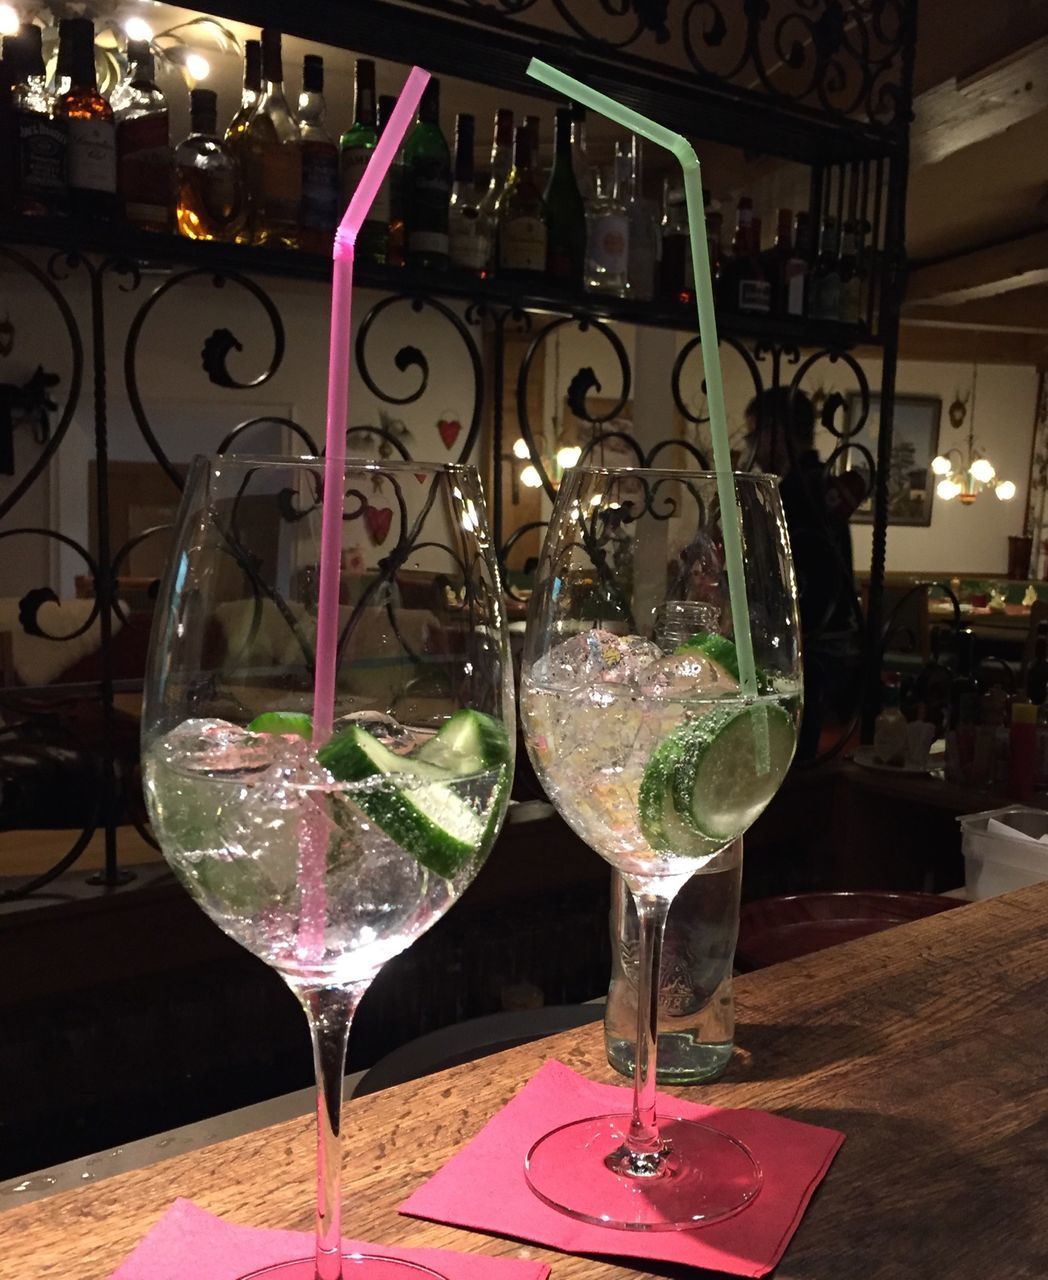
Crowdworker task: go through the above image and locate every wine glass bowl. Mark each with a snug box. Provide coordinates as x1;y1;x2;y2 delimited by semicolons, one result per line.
142;456;513;1279
520;465;800;1230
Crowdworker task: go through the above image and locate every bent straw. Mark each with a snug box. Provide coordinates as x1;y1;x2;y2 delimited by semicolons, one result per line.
525;58;759;700
301;66;430;964
313;65;431;744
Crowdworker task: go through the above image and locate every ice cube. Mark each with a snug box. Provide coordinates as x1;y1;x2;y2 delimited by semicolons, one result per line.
536;629;661;690
332;711;415;754
636;653;740;700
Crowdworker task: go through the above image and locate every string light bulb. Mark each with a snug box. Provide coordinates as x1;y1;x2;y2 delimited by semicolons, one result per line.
124;16;153;41
520;465;543;489
0;5;19;35
511;438;530;460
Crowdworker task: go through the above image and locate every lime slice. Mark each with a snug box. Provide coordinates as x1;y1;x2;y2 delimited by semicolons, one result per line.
248;711;314;740
415;709;511;775
318;724;486;879
675;631;741;682
637;732;704;855
667;704;795;842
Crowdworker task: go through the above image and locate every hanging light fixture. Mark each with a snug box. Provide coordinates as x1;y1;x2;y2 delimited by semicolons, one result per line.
931;368;1015;505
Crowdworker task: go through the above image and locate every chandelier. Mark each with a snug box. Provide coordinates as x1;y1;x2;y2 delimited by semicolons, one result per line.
931;369;1015;505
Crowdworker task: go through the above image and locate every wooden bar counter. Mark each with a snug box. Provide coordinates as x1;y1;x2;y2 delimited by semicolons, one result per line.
3;883;1047;1279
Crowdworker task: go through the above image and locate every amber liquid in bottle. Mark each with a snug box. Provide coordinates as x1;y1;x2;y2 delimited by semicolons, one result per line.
244;28;301;248
175;89;244;242
224;38;260;245
53;17;116;221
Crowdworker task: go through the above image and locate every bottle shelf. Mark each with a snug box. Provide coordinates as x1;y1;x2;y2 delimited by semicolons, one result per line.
0;215;879;350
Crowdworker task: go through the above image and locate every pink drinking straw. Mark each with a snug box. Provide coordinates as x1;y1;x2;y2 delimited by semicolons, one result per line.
300;66;431;962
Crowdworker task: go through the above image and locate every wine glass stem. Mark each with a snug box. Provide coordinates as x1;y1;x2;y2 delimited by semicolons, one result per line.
628;889;671;1161
301;983;365;1280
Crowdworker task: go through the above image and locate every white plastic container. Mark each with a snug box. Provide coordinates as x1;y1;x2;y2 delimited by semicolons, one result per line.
958;805;1048;899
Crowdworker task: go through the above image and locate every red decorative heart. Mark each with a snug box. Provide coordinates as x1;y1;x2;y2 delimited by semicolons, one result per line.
364;504;393;545
415;473;428;485
437;418;461;450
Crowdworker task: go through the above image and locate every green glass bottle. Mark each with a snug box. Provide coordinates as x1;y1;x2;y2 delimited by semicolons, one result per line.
339;58;382;259
404;78;450;270
544;106;585;289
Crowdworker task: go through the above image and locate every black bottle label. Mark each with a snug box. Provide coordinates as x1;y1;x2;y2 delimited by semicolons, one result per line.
17;112;68;200
407;157;450;255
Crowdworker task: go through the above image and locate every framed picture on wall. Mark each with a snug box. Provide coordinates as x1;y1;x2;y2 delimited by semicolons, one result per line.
845;393;942;527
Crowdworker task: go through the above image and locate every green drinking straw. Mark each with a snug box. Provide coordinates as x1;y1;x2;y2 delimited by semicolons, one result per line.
526;58;759;700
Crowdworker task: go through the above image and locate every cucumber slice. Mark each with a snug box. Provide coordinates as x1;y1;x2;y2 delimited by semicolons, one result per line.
248;711;314;740
675;631;741;682
669;703;795;842
318;724;486;879
415;709;511;775
638;732;705;855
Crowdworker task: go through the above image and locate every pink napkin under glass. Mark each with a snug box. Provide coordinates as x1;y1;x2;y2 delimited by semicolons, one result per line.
110;1199;550;1280
400;1060;844;1278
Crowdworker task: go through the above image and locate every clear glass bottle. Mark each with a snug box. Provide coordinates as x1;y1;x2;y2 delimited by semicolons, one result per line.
297;54;339;254
584;160;629;297
114;41;172;233
783;210;812;318
403;77;451;270
623;136;658;302
478;107;514;272
448;112;491;275
810;215;842;321
53;17;116;221
243;27;301;249
223;38;260;245
605;839;742;1085
175;87;244;242
497;118;547;279
9;23;67;216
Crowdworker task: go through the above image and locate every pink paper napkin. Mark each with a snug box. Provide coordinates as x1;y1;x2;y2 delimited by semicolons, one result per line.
110;1199;550;1280
401;1060;844;1278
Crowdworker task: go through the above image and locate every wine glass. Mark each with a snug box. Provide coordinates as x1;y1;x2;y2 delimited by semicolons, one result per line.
520;465;800;1230
142;457;513;1280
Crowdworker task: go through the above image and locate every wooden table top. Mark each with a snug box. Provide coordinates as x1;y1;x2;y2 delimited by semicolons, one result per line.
4;883;1047;1280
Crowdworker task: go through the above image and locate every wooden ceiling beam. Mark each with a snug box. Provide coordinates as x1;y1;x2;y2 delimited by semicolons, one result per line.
905;228;1048;306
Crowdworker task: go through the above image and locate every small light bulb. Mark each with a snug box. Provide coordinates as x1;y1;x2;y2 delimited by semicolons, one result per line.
520;465;543;489
970;457;995;484
0;5;20;36
186;52;210;81
930;455;952;477
936;478;961;501
124;16;153;41
556;445;582;469
589;492;603;506
995;480;1016;501
511;438;530;460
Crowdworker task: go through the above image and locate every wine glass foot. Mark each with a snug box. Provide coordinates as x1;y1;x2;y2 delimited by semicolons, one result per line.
524;1112;762;1231
241;1255;448;1278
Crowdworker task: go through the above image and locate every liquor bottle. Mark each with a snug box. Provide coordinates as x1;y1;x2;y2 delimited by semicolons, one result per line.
54;18;116;220
244;28;301;249
623;136;658;302
719;196;770;314
297;54;339;254
404;78;451;270
543;105;585;289
705;191;723;288
115;42;172;233
838;219;862;325
584;160;629;296
51;20;73;99
810;215;842;321
9;24;68;217
448;113;490;275
497;119;547;279
763;208;794;317
659;184;693;304
174;88;244;242
0;55;16;217
223;38;260;245
339;57;381;257
782;210;811;317
1027;621;1048;705
570;102;595;202
375;93;398;266
477;107;513;272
